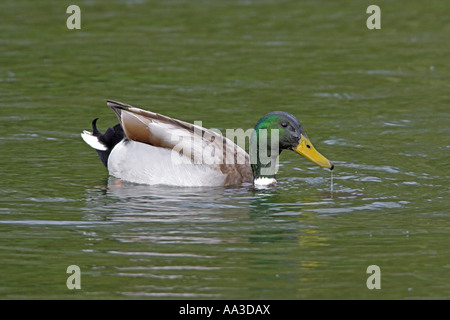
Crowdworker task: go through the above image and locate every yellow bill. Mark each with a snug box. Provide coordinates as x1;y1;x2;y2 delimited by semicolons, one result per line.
293;134;334;170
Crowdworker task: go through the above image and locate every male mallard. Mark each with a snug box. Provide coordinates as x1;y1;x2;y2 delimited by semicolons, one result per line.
81;100;333;187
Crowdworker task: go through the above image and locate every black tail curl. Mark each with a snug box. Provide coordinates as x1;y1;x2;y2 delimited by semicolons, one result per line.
91;118;124;167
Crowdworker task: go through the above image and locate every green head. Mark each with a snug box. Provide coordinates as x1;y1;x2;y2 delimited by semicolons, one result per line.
250;111;333;181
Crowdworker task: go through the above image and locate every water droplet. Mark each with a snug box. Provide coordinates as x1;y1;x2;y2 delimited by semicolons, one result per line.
330;171;334;194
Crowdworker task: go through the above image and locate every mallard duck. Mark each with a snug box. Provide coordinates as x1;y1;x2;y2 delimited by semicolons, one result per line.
81;100;333;187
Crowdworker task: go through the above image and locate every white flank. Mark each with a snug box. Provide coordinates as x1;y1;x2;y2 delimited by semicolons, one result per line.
107;140;227;187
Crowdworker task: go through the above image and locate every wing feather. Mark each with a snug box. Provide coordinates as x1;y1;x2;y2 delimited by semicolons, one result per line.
106;100;253;185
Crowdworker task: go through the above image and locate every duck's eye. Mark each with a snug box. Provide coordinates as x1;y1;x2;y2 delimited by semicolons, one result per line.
280;121;288;128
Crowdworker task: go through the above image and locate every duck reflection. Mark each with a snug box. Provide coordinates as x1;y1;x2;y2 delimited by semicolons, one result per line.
82;176;334;298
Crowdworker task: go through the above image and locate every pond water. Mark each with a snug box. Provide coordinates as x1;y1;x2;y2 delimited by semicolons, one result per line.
0;0;449;299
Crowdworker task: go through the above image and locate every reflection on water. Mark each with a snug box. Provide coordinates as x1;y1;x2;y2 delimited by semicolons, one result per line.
77;176;337;298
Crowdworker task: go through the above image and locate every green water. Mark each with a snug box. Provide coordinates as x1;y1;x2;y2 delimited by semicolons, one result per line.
1;0;449;299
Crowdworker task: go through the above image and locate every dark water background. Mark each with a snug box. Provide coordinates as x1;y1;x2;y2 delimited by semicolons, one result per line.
0;0;449;299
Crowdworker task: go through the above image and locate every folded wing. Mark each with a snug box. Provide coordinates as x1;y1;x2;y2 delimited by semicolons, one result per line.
107;100;253;185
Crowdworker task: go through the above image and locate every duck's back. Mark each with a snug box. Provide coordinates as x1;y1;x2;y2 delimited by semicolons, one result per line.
89;101;253;186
